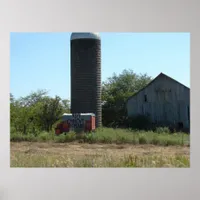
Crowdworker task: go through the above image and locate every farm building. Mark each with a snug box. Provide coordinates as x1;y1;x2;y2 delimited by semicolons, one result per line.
126;73;190;130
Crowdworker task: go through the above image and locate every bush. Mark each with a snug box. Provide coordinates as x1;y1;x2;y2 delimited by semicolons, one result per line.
116;135;129;144
66;132;76;142
138;134;148;144
84;133;97;143
54;132;76;143
151;135;160;145
38;132;50;142
10;133;24;142
10;127;190;146
128;115;152;130
10;133;37;142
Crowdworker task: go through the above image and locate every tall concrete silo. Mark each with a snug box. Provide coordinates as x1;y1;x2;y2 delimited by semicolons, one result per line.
70;32;102;127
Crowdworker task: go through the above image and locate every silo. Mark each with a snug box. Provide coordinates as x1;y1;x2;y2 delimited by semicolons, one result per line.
70;32;102;127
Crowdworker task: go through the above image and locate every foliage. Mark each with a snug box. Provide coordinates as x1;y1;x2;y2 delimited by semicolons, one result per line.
101;69;152;127
10;69;189;143
10;90;70;134
127;115;152;130
10;69;153;136
10;127;190;146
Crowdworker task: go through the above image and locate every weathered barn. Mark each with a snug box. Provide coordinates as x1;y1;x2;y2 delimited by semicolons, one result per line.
126;73;190;130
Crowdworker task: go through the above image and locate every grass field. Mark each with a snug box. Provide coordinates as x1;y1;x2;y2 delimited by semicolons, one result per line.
10;127;190;146
10;128;190;168
10;142;190;167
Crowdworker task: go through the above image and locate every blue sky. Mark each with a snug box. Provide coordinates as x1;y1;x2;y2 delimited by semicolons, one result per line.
10;32;190;100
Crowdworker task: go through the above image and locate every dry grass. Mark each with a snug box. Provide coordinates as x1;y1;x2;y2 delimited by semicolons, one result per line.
10;142;190;168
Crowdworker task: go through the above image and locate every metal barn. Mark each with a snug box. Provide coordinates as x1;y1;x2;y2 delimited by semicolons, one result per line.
126;73;190;129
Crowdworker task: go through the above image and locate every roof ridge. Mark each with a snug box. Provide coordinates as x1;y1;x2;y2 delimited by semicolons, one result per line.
126;72;189;103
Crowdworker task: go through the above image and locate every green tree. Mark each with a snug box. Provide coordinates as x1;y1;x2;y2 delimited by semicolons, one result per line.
10;90;50;134
10;90;69;134
61;99;70;113
36;96;64;131
102;69;152;127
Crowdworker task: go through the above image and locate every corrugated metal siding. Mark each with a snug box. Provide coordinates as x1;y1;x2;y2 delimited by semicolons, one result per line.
126;74;190;128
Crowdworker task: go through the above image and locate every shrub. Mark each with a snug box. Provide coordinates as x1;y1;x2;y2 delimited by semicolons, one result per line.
38;132;50;142
10;127;190;146
10;133;24;142
116;135;129;144
128;115;152;130
84;133;97;144
138;134;148;144
65;132;76;142
151;135;160;145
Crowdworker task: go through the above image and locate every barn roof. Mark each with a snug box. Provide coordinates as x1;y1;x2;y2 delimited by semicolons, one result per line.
126;72;190;103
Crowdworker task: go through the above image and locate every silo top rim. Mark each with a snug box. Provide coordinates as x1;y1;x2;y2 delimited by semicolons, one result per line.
71;32;100;40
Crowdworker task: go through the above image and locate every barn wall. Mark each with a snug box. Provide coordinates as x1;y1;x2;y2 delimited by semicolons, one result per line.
126;74;190;128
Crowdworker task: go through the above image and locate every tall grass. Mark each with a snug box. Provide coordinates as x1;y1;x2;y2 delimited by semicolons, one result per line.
11;153;190;168
10;127;190;146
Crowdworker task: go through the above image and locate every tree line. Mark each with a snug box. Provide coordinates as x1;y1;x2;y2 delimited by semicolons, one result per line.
10;69;152;134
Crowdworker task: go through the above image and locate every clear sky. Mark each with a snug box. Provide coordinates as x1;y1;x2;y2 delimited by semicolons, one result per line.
10;32;190;100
